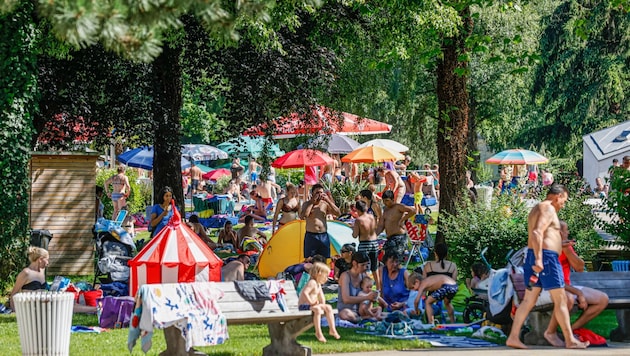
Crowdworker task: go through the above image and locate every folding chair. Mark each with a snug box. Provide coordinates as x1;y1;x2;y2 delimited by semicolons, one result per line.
112;210;128;228
404;214;429;269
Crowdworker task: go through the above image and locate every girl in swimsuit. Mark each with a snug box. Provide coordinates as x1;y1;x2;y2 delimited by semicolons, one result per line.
422;243;459;280
272;183;301;234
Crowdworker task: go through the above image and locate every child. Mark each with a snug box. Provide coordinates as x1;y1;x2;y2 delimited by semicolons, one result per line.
411;272;458;323
298;262;341;343
357;276;385;320
407;171;427;214
468;262;491;291
404;272;422;316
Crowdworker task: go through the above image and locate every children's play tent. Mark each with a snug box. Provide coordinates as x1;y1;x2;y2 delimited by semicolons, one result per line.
128;202;222;296
257;220;355;278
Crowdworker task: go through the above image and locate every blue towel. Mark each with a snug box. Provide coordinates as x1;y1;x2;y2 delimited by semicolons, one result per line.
488;268;513;315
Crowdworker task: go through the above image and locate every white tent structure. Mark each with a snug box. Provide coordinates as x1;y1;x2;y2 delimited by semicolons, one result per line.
582;120;630;188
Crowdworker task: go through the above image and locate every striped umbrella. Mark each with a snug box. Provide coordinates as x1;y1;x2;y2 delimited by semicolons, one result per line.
485;149;549;165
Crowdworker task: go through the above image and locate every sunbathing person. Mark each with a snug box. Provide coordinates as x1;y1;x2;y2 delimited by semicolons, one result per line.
9;247;96;313
237;215;268;252
239;191;267;222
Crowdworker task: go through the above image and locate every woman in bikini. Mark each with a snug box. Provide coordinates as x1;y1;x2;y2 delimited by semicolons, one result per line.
422;243;459;281
104;166;131;220
9;247;96;313
272;183;301;234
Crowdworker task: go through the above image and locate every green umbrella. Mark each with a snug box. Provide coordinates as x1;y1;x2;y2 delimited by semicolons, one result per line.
217;136;284;159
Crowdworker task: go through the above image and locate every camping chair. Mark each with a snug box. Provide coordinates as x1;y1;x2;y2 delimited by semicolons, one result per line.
404;215;428;269
112;210;128;228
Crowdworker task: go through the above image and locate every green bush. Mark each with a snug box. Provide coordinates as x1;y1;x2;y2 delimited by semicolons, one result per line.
96;168;151;218
443;193;529;279
321;179;368;215
598;168;630;251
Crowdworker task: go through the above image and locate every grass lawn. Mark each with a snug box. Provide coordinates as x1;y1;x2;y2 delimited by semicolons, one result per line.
0;306;619;355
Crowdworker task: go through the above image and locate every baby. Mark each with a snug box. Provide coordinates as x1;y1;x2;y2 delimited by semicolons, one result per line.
411;272;458;323
357;276;386;320
297;262;341;343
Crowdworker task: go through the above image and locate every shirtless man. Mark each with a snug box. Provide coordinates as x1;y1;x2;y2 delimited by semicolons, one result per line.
256;179;280;207
506;184;589;349
188;162;203;196
353;200;380;289
376;190;416;257
104;166;131;220
237;215;268;249
300;184;341;259
221;254;250;282
376;167;406;204
248;157;261;186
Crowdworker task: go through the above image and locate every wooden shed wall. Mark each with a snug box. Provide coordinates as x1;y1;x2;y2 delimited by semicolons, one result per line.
29;154;98;275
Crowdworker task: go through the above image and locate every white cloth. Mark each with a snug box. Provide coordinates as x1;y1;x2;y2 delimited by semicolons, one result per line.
136;282;227;352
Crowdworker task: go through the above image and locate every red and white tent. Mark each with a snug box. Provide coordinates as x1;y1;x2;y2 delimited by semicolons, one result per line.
128;201;222;296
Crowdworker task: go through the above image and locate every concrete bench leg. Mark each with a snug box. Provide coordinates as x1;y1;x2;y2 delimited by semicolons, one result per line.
523;311;553;346
611;309;630;342
161;326;206;356
263;316;313;356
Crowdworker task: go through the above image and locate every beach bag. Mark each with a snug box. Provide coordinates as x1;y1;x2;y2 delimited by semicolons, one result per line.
97;296;135;328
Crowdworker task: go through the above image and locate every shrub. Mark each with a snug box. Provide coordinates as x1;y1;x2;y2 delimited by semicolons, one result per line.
321;179;368;215
597;168;630;251
443;193;529;279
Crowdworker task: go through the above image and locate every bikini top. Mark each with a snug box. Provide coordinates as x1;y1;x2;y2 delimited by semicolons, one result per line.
281;199;299;213
22;280;48;291
425;261;455;278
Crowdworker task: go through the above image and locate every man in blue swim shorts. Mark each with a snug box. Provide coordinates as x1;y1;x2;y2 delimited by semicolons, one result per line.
506;184;589;349
300;184;340;259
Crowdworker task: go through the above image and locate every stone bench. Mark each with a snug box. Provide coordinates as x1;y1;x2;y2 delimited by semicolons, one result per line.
512;271;630;344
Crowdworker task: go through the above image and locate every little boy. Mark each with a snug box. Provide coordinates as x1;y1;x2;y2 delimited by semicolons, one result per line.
411;272;458;323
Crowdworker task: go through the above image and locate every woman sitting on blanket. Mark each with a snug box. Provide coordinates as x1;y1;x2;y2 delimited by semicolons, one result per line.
379;251;410;312
8;247;96;313
337;251;379;323
239;190;267;222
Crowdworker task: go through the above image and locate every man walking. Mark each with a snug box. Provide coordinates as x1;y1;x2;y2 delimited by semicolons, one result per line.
376;190;416;257
506;185;589;349
300;184;340;259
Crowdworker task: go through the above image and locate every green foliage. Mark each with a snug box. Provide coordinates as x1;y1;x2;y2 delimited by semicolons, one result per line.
274;169;304;188
213;175;232;195
443;193;530;277
598;168;630;250
321;179;368;215
0;1;38;293
96;168;151;217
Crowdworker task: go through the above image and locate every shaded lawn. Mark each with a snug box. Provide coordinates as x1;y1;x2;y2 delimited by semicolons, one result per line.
0;309;622;355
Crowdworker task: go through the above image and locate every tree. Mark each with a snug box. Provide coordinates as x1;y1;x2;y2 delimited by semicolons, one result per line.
0;0;38;291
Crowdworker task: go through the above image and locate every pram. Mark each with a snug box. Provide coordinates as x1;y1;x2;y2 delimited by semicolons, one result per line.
93;214;136;285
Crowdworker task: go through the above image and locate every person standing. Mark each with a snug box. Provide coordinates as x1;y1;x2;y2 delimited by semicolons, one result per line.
376;190;416;257
506;185;589;349
248;157;261;187
353;200;381;290
272;183;300;234
188;162;203;196
104;166;131;220
376;167;406;204
150;186;178;238
300;184;341;259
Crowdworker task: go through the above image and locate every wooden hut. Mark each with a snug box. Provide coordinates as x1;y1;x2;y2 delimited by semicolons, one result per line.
29;152;100;275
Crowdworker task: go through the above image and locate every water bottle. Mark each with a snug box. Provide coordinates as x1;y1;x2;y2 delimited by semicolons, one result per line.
527;272;539;290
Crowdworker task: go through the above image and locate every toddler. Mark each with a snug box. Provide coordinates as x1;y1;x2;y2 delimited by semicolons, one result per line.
468;262;491;291
357;276;386;320
298;262;341;343
411;272;458;323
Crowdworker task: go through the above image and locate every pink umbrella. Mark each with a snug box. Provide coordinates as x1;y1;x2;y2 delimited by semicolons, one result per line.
272;149;334;169
243;105;391;139
202;168;231;181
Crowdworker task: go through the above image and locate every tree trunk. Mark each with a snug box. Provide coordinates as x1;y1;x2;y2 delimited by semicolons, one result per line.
152;42;184;214
468;91;479;183
435;9;472;246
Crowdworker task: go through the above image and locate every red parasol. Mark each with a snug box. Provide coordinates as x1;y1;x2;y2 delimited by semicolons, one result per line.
272;149;334;169
202;168;231;181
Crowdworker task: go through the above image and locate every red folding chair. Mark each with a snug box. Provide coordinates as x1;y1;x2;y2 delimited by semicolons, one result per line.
404;215;428;269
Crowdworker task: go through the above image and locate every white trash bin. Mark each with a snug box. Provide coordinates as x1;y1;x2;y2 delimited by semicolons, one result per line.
14;292;74;356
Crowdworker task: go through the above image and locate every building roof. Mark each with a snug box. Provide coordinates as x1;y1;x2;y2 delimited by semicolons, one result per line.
583;120;630;160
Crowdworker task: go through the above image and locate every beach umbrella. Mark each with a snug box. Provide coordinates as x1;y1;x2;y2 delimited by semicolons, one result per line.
117;146;191;170
272;149;334;169
308;133;360;154
202;168;231;181
243;105;392;139
342;146;405;163
181;144;228;161
485;149;549;165
357;138;409;153
217;136;284;159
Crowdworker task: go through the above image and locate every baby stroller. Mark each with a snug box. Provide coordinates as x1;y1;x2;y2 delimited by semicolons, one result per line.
462;247;517;328
93;230;135;285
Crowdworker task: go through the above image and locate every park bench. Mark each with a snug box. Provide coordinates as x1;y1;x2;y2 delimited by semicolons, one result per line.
159;280;314;356
512;271;630;345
